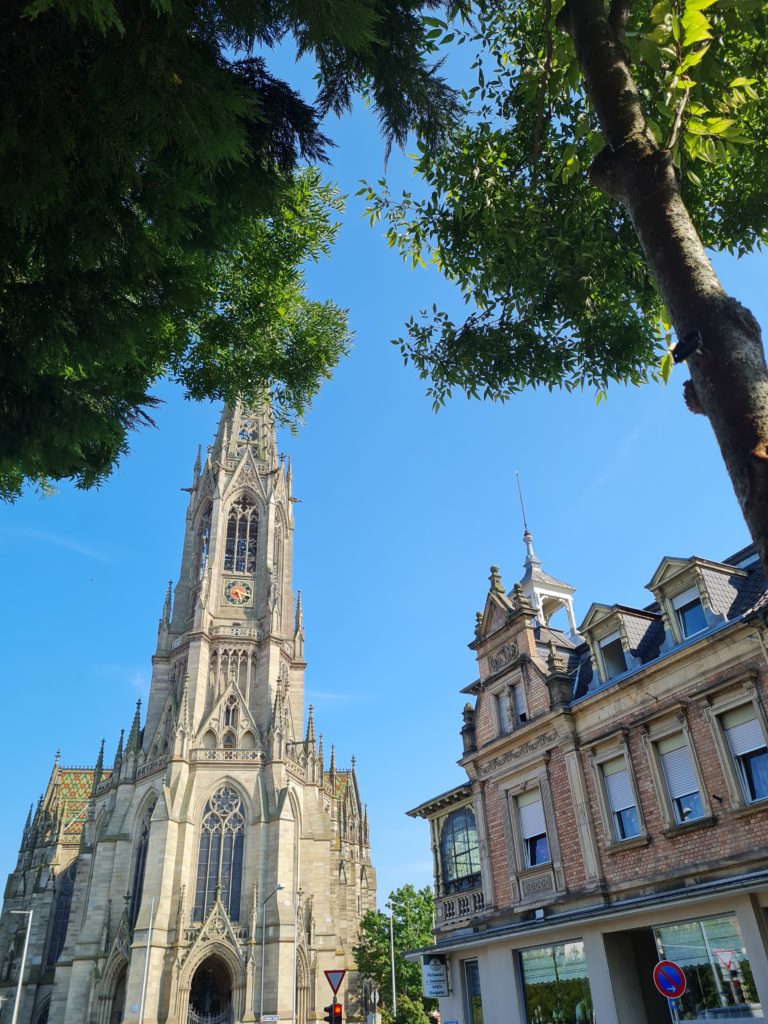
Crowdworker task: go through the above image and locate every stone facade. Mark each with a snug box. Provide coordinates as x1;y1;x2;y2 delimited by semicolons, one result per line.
0;401;375;1024
409;536;768;1024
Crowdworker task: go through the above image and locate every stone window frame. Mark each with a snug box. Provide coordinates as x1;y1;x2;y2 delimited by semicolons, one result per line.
580;609;636;685
699;675;768;811
639;711;713;835
647;558;744;646
588;733;650;851
490;671;529;738
499;762;565;907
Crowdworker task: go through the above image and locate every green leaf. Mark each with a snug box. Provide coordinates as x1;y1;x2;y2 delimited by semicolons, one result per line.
681;7;712;45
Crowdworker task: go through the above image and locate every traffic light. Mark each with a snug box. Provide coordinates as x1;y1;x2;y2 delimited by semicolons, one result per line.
323;1003;343;1024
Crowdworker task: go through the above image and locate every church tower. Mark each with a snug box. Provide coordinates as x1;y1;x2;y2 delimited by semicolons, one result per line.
0;401;375;1024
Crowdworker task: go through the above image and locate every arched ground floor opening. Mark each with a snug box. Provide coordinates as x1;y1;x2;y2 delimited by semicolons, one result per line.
109;964;128;1024
188;954;233;1024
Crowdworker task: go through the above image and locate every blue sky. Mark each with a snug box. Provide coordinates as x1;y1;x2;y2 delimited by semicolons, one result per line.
1;57;766;905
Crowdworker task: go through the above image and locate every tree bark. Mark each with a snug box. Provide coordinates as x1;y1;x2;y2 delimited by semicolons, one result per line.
558;0;768;570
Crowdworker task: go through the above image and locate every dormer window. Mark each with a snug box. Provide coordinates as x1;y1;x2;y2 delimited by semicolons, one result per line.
672;586;707;639
599;632;627;679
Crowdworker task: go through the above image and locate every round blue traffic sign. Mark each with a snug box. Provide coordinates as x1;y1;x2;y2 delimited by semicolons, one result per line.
653;960;687;999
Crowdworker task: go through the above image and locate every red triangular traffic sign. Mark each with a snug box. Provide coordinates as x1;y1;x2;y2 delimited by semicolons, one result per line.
324;970;346;995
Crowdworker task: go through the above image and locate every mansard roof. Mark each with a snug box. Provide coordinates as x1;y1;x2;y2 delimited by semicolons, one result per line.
569;543;767;700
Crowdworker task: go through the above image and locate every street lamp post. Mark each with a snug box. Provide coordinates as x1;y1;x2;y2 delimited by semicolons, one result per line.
388;904;397;1018
292;890;302;1024
9;909;33;1024
259;883;285;1024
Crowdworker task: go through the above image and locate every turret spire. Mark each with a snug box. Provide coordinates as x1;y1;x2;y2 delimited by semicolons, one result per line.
91;738;105;796
305;705;316;747
126;700;142;755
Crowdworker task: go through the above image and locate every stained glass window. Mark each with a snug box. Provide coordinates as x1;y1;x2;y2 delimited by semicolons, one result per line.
129;800;156;929
193;787;245;921
224;498;258;573
47;860;78;964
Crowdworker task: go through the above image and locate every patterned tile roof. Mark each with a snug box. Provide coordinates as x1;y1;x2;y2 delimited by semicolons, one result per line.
54;768;111;839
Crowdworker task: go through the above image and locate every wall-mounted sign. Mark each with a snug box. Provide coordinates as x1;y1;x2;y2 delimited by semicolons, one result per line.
422;955;449;997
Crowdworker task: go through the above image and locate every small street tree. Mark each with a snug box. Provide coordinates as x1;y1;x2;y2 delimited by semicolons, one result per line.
363;0;768;567
353;884;436;1024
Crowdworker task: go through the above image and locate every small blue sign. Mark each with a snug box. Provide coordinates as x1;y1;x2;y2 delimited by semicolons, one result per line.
653;960;687;999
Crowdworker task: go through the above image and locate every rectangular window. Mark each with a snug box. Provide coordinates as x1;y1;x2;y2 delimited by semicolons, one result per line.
498;685;528;734
654;915;761;1021
722;705;768;802
600;632;627;679
497;692;515;734
513;683;528;724
518;789;550;867
672;586;708;638
602;757;641;840
519;940;593;1024
658;733;705;823
463;959;484;1024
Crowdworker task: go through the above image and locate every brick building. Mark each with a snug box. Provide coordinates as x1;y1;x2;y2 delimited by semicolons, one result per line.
408;532;768;1024
0;401;375;1024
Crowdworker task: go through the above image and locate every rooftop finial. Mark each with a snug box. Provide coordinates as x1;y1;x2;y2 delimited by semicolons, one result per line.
489;565;505;594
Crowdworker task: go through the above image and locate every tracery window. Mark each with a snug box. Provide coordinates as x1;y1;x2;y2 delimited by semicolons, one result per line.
193;786;245;921
440;808;481;894
224;696;239;729
196;506;212;579
47;860;78;964
130;799;156;929
224;498;258;573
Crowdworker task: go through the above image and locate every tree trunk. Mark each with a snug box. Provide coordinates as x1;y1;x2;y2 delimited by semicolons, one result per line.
558;0;768;570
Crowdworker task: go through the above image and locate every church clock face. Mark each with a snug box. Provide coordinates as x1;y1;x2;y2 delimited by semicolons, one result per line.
223;580;254;607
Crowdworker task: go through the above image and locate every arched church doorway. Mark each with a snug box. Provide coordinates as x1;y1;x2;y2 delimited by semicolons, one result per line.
189;955;233;1024
109;964;128;1024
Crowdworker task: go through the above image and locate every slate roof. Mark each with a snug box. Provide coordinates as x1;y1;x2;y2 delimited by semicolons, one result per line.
566;544;767;700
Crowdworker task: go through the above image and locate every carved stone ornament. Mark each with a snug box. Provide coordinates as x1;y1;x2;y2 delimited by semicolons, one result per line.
479;728;559;776
488;642;519;673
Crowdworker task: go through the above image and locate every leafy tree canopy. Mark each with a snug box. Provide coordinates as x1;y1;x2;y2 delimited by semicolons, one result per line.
362;0;768;564
0;0;460;498
353;884;436;1022
364;0;767;402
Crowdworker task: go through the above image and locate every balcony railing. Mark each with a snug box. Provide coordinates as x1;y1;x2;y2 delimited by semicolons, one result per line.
438;887;485;926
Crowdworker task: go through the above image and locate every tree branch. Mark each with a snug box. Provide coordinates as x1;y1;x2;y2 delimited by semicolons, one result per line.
531;0;554;187
608;0;633;40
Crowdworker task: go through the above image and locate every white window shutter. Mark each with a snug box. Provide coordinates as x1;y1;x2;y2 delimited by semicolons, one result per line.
518;794;546;839
603;759;635;812
661;745;698;800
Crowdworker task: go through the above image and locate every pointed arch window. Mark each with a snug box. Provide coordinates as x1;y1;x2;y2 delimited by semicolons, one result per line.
224;695;239;729
224;498;258;573
129;799;156;929
193;786;245;921
47;859;78;964
196;505;212;579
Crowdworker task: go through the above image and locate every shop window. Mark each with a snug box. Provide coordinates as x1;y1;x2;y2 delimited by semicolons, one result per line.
600;632;627;679
462;959;484;1024
672;586;707;639
654;915;761;1020
518;790;550;868
440;808;481;894
602;757;641;840
519;940;593;1024
722;705;768;803
657;734;705;824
